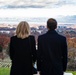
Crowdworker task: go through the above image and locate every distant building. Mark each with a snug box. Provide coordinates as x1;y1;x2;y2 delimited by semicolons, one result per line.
57;26;67;29
31;27;37;33
38;25;45;30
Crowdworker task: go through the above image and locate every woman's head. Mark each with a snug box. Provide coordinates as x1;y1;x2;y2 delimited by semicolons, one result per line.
16;21;30;39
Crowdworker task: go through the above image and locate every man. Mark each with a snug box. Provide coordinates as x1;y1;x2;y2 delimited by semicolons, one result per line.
37;18;68;75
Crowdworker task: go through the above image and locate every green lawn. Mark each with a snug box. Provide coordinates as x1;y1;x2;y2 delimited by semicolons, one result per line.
66;71;76;75
0;68;76;75
0;68;10;75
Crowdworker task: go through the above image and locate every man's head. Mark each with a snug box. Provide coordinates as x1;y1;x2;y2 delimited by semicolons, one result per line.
47;18;57;30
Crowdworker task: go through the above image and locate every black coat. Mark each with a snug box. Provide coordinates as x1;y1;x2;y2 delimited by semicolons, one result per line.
9;35;36;75
37;30;67;75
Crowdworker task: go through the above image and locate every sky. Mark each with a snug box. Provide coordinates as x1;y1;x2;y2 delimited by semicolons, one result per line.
0;0;76;24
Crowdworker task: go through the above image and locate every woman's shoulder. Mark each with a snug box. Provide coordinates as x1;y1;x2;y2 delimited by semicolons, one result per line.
29;35;35;38
29;35;35;40
10;35;17;39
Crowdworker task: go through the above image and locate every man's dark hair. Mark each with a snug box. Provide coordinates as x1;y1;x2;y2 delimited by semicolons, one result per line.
47;18;57;30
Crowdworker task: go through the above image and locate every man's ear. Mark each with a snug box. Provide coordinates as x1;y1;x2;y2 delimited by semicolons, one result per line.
47;25;50;30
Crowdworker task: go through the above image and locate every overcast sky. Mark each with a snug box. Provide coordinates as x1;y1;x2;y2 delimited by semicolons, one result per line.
0;0;76;8
0;0;76;18
0;0;76;24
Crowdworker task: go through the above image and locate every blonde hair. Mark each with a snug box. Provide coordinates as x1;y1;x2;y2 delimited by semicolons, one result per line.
16;21;30;39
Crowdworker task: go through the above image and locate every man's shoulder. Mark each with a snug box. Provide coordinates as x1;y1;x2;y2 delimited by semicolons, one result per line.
38;34;46;38
58;34;66;40
38;34;47;41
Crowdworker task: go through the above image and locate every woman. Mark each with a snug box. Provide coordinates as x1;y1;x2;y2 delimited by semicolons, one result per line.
9;21;37;75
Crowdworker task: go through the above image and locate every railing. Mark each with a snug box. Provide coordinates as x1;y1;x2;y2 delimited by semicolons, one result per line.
0;58;73;75
0;58;11;68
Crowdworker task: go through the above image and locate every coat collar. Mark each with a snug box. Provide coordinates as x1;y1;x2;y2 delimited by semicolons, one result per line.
46;30;58;34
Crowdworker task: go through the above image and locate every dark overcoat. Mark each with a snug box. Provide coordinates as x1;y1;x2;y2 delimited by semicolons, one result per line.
9;35;36;75
37;30;67;75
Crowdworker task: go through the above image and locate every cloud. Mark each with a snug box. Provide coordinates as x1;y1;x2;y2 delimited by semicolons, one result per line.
0;6;76;18
0;0;76;9
0;15;76;24
0;0;76;20
0;0;76;24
